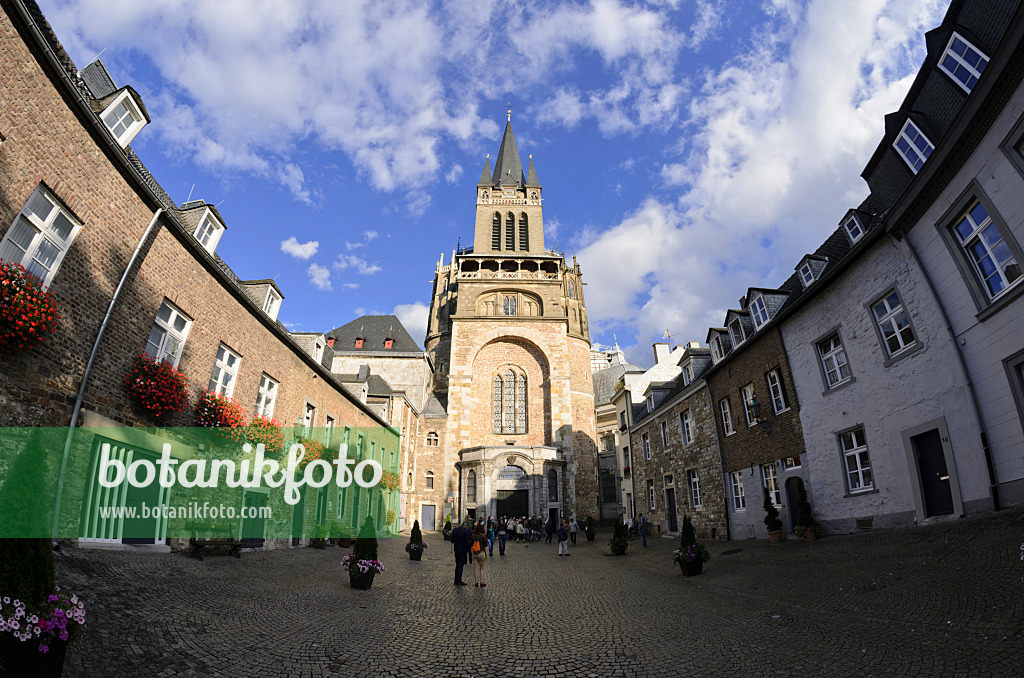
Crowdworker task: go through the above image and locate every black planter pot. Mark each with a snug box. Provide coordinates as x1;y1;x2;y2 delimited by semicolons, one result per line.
585;532;595;542
0;634;68;677
409;549;423;561
680;559;704;577
349;571;376;590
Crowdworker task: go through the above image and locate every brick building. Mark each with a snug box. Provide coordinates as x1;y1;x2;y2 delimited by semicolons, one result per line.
0;0;393;550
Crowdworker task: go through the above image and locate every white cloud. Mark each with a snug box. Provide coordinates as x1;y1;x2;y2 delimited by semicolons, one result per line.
393;301;429;345
334;254;382;275
445;164;463;184
280;236;319;260
307;263;332;291
342;282;360;290
363;230;379;242
579;0;947;347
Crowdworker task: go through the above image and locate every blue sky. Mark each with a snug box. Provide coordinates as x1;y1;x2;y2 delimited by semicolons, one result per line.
41;0;947;367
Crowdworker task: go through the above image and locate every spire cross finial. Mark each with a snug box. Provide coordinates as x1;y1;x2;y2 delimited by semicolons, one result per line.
506;102;511;121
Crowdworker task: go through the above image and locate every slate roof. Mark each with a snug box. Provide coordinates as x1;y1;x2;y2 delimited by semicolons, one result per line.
81;60;117;98
326;315;423;353
526;156;540;187
366;374;393;397
477;156;492;186
491;121;526;187
421;392;448;417
593;363;644;406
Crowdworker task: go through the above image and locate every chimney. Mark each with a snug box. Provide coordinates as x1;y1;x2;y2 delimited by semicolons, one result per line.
652;342;670;364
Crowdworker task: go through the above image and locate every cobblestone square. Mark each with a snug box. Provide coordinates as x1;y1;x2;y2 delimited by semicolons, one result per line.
56;508;1024;678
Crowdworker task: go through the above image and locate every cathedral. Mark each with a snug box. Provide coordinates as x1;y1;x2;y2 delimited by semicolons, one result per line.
421;116;599;526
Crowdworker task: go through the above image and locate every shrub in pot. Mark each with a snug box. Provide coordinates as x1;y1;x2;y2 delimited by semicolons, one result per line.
584;516;596;542
405;520;428;561
793;477;822;542
672;515;711;576
763;487;784;544
609;520;628;555
342;517;384;589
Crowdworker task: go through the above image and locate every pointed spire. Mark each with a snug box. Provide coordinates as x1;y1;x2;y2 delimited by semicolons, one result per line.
477;154;492;186
491;120;525;187
526;154;540;187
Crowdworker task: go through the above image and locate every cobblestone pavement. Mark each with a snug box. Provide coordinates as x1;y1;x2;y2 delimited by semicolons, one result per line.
53;507;1024;678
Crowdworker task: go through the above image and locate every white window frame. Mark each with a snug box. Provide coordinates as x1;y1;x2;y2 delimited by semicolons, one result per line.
840;427;873;494
783;455;801;469
843;214;864;244
680;409;693;445
324;415;335;443
818;333;852;388
646;394;654;413
262;288;282;320
688;469;701;507
799;262;815;287
871;289;917;357
0;184;82;288
145;300;191;368
938;32;988;94
100;89;146;147
254;373;278;419
711;335;724;362
766;369;788;414
647;479;655;510
208;343;241;398
681;362;692;386
749;295;769;329
661;421;670;446
953;201;1022;301
894;119;934;174
642;433;651;461
762;463;781;507
729;318;745;347
742;384;756;427
192;209;225;254
314;339;324;362
730;471;745;511
720;398;734;436
425;471;434;489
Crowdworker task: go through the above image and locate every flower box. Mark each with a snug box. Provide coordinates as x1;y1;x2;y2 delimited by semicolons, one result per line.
123;353;189;419
0;261;59;355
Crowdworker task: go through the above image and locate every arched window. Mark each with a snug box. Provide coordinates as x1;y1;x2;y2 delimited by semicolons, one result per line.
519;213;528;250
491;212;501;250
503;295;516;316
493;369;528;433
425;471;434;489
426;431;438;447
408;472;412;487
548;469;558;502
568;280;575;299
467;470;477;503
505;212;515;250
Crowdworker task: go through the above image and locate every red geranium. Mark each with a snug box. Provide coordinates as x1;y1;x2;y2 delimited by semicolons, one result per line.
123;352;189;419
194;390;248;444
246;415;285;456
379;470;401;491
0;261;60;354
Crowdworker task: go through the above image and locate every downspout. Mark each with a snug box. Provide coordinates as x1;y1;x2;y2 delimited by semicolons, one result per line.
900;233;999;510
52;208;164;536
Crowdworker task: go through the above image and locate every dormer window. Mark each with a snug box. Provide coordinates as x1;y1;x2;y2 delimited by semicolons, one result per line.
101;90;146;147
799;262;815;286
749;295;769;329
646;394;654;413
192;211;224;254
939;33;988;93
843;213;865;244
354;337;364;349
894;119;933;174
384;338;394;349
314;340;324;362
262;289;282;320
711;335;724;362
729;318;745;347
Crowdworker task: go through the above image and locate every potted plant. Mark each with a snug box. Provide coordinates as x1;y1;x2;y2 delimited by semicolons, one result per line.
328;521;344;546
793;477;821;542
310;523;328;549
584;516;596;542
672;515;711;576
342;517;384;590
0;261;59;356
609;520;628;555
193;390;248;446
245;415;285;457
405;520;428;561
122;352;189;420
442;515;452;541
0;428;86;676
763;487;784;544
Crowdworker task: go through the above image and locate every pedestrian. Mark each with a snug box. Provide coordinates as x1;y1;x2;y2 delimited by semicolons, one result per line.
569;517;579;545
497;520;508;556
515;519;525;543
487;522;496;556
638;512;647;549
451;520;473;585
471;523;488;587
545;517;555;544
557;520;570;556
624;515;634;538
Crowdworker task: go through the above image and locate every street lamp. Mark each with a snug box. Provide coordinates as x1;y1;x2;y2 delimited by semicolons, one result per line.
749;396;771;435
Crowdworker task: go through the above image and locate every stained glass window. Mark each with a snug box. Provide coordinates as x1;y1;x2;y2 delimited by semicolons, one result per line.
517;374;527;433
493;375;503;433
504;369;516;433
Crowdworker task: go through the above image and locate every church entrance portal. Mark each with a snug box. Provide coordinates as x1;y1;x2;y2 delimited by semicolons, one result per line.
497;490;528;518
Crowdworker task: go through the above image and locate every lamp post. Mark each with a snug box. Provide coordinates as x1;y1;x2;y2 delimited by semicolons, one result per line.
749;397;771;435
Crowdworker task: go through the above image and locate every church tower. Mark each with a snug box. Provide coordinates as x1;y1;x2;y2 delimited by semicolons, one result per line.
424;115;599;523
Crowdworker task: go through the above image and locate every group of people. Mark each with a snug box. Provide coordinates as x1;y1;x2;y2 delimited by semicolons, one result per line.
451;515;582;586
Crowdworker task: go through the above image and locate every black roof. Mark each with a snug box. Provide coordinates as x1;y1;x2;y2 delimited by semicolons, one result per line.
326;315;423;353
491;121;526;187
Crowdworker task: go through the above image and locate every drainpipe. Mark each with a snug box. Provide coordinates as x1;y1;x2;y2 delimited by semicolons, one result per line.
901;234;999;510
51;208;164;537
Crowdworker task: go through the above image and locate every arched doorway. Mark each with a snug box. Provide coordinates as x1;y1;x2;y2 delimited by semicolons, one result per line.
785;477;802;531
